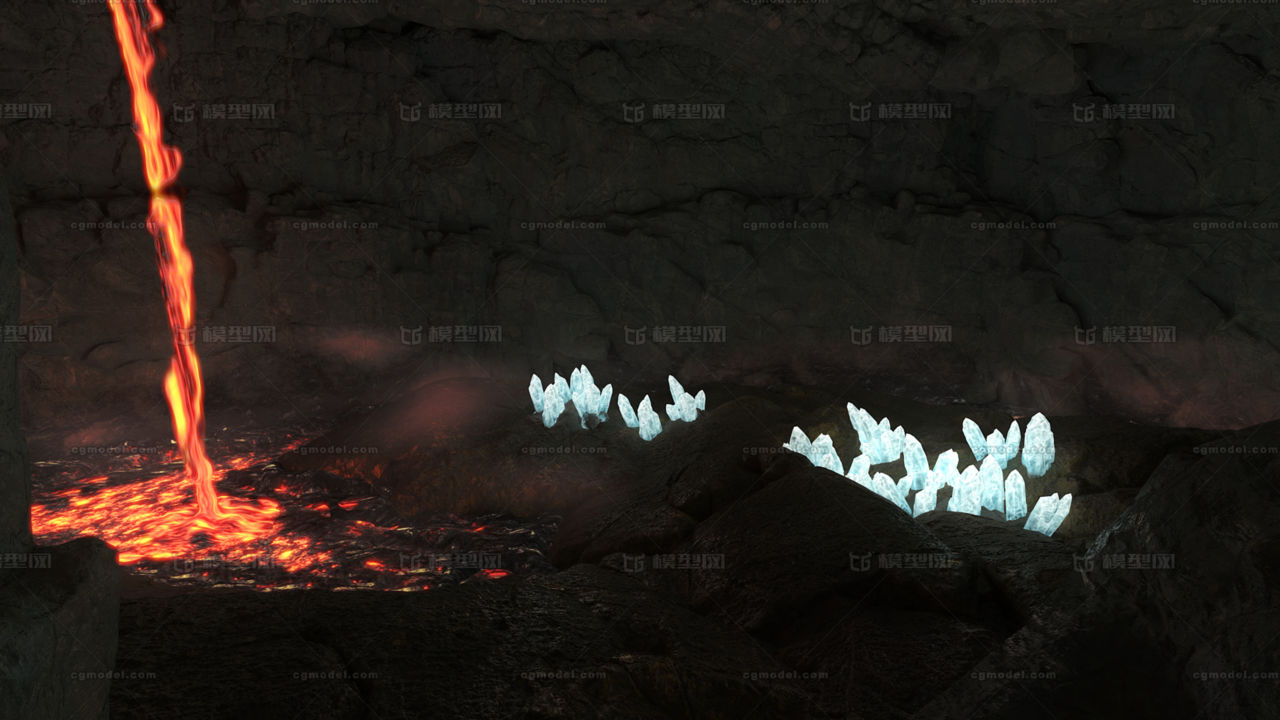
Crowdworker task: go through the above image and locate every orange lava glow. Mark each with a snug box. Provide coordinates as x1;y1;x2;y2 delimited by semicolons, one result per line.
29;449;328;573
28;426;552;590
107;0;278;553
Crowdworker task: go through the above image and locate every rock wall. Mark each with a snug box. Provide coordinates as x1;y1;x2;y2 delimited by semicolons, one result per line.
7;1;1280;431
0;176;119;718
0;174;30;550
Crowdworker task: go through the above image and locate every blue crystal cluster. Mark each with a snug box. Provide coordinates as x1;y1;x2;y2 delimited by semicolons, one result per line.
784;407;1068;536
531;367;704;442
530;366;612;429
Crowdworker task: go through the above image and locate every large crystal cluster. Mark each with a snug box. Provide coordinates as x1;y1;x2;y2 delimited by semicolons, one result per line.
783;408;1069;536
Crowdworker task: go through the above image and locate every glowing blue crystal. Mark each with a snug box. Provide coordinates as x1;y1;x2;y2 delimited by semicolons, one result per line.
668;374;684;404
529;374;545;413
1004;470;1027;522
1023;493;1058;535
565;365;611;428
664;375;704;422
810;434;845;476
949;466;981;515
541;388;565;428
962;418;987;461
1044;493;1071;536
1023;492;1071;536
553;373;569;405
903;434;929;490
1022;412;1056;478
846;403;905;464
1002;420;1021;468
846;454;872;489
596;384;613;420
984;429;1006;468
637;395;662;441
896;475;913;499
617;393;639;428
979;455;1004;513
570;366;585;399
784;427;813;458
873;472;911;514
913;484;939;517
931;449;960;488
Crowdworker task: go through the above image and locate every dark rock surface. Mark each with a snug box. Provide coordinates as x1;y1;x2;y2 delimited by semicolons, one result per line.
1079;423;1280;720
0;173;120;720
113;564;808;720
227;375;1276;719
0;534;120;720
0;173;29;553
7;2;1280;432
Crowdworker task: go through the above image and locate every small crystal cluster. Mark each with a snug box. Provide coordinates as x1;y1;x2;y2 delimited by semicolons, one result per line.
618;375;705;441
529;365;613;429
784;409;1068;536
847;403;906;464
531;367;704;442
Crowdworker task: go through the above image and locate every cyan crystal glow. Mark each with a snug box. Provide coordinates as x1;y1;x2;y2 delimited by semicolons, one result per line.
811;434;844;476
950;466;981;515
846;454;872;489
1002;420;1021;468
637;395;662;441
978;455;1004;513
912;482;939;517
1005;470;1027;522
847;403;906;464
1023;492;1071;535
617;393;639;428
1023;412;1055;477
903;434;929;490
541;387;566;429
962;418;987;461
532;367;708;441
783;406;1068;535
930;450;960;488
873;472;912;514
664;375;705;423
533;365;612;428
529;374;545;413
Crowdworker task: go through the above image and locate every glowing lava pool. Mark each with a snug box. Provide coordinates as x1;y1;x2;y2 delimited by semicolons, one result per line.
30;425;556;592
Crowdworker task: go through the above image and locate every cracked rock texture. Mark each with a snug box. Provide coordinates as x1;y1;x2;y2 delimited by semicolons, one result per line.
7;1;1280;434
0;178;119;719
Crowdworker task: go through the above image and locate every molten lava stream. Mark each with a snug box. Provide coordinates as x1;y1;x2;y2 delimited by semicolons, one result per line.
107;0;278;556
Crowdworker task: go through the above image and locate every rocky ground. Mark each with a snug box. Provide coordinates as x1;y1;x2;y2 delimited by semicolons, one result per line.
108;378;1280;719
